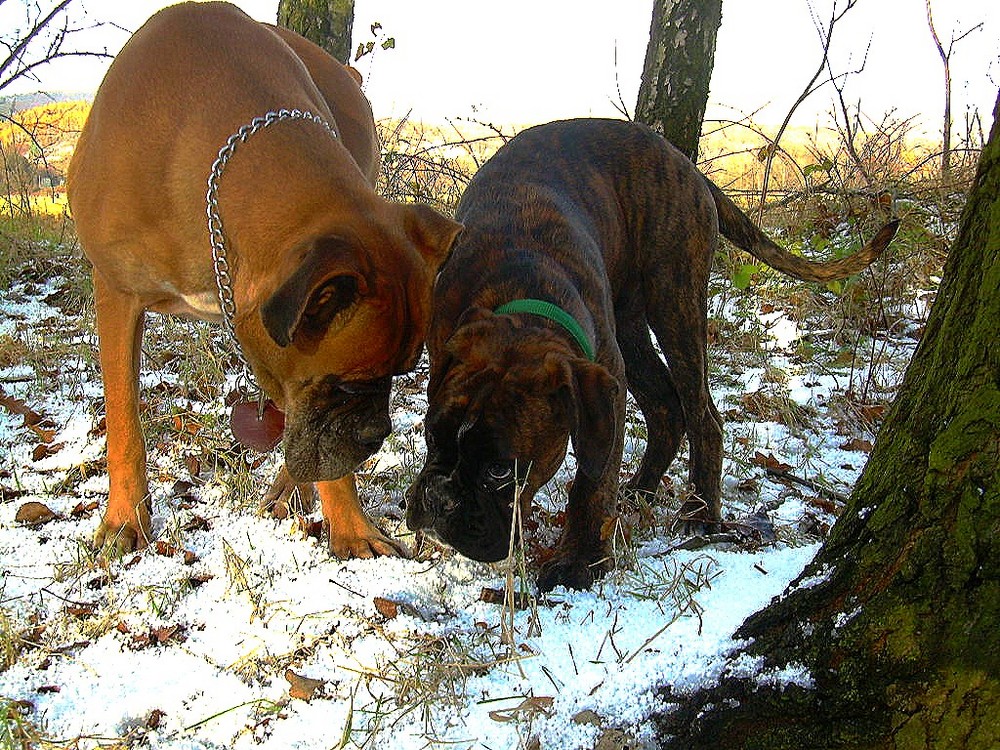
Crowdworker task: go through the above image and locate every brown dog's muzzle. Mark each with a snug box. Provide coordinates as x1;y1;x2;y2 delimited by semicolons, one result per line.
282;375;393;482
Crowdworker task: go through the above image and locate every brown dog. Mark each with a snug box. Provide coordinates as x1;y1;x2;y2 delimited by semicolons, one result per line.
68;2;460;557
405;118;898;591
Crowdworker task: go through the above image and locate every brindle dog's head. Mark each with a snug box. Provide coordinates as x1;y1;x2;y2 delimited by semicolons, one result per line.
406;309;617;561
246;204;462;482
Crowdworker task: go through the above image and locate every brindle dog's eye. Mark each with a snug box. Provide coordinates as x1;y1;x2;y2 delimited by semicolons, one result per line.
486;462;514;484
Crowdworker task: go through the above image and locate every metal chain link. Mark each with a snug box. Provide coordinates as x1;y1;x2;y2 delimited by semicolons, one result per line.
205;108;339;401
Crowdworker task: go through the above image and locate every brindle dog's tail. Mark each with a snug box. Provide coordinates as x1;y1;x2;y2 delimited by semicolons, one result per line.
705;179;900;283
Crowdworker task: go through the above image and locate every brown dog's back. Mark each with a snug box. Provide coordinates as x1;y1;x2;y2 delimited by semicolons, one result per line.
69;1;378;312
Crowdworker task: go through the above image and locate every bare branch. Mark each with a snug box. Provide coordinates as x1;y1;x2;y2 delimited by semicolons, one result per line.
0;0;113;94
756;0;863;221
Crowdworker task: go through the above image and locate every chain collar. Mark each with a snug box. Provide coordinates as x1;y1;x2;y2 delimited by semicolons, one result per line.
205;108;339;400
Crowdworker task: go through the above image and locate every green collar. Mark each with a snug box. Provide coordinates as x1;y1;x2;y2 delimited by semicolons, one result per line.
494;299;596;361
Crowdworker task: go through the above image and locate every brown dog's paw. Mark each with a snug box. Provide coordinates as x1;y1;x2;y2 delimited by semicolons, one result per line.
261;466;316;519
327;525;411;560
93;516;151;556
537;552;612;593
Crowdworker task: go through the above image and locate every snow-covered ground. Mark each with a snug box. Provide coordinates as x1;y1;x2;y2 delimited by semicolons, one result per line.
0;270;919;749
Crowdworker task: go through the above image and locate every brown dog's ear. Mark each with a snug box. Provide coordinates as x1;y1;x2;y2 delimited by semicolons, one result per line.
260;237;369;349
546;354;620;481
400;204;463;270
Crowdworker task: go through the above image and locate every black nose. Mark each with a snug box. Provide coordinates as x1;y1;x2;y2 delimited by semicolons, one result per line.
406;474;454;530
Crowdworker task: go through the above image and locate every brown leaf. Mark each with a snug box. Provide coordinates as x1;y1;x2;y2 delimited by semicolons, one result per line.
839;437;873;453
373;596;399;619
285;669;325;701
298;517;324;539
146;708;167;729
480;587;533;611
150;624;187;645
70;500;100;517
187;573;213;587
28;424;57;443
155;541;179;557
489;696;553;723
66;604;95;619
183;515;210;532
752;452;793;474
32;442;63;461
1;485;25;502
15;501;57;526
0;391;44;425
36;685;60;694
184;454;202;476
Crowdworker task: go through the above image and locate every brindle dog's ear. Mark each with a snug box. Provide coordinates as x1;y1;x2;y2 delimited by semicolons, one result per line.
401;203;463;270
547;354;620;481
260;237;370;350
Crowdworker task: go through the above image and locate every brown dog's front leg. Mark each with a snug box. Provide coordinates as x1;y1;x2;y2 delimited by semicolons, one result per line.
316;474;410;559
92;274;152;553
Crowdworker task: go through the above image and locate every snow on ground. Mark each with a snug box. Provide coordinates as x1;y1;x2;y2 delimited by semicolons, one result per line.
0;273;916;749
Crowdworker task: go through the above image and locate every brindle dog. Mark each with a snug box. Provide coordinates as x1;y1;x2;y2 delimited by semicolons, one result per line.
406;118;898;591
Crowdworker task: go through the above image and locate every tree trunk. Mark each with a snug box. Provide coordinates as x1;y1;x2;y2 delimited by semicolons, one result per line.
277;0;355;64
654;91;1000;749
635;0;722;162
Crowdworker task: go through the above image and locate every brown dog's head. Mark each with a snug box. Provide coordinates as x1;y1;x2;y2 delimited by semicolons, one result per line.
405;309;618;562
244;204;462;482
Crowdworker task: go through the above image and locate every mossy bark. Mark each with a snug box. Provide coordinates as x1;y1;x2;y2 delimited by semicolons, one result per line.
635;0;723;162
277;0;355;63
653;92;1000;749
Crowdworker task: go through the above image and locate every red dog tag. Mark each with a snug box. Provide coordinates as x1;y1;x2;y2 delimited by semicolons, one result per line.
230;399;285;452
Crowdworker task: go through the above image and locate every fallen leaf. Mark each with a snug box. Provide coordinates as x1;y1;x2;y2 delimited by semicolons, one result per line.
15;502;57;526
32;442;63;461
70;500;99;517
285;669;325;701
65;604;95;619
373;596;399;619
489;696;553;722
187;573;213;587
146;708;167;729
752;452;794;474
183;515;210;532
155;541;179;557
839;437;873;453
480;587;533;611
1;485;25;502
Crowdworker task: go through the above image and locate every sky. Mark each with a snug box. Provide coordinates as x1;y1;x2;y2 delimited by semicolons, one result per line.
4;0;999;135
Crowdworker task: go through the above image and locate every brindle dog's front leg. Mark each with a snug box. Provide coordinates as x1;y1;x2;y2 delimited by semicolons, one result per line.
538;361;624;592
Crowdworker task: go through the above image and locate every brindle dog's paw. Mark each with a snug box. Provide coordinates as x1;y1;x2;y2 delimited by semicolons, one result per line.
673;498;722;537
537;552;612;593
